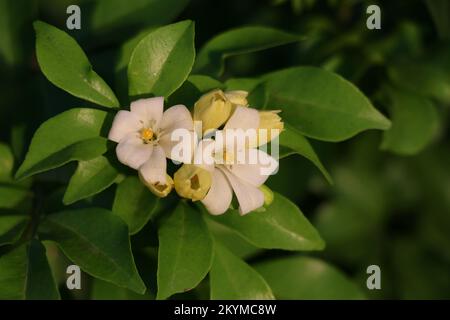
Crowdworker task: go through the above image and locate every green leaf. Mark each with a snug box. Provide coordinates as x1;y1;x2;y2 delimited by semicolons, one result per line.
0;143;14;182
115;27;156;103
0;240;60;300
279;125;332;183
34;21;119;108
263;67;391;141
225;77;263;92
205;218;261;259
112;176;159;235
254;256;365;299
128;20;195;98
0;214;29;246
91;278;154;300
168;74;223;107
209;192;325;251
388;59;450;104
16;108;110;180
0;0;37;66
90;0;190;36
157;202;213;300
210;242;274;299
194;26;301;76
38;208;146;294
63;155;121;205
381;89;439;155
425;0;450;40
0;186;32;211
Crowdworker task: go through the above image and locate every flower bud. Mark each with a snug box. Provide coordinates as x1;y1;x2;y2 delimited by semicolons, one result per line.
174;164;212;201
258;110;284;144
225;90;249;107
139;173;174;198
259;184;274;206
194;90;232;132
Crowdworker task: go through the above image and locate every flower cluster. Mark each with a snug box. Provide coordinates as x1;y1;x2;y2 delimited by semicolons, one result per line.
108;89;283;215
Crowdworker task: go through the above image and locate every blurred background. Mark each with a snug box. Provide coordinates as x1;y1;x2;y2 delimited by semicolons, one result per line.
1;0;449;299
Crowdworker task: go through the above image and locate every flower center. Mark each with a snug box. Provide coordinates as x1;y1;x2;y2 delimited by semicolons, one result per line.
140;128;155;144
190;174;200;190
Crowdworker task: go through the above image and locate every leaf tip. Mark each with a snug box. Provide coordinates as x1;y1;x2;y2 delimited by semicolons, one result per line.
14;166;27;181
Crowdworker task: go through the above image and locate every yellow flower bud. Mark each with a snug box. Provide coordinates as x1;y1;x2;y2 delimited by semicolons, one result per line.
139;173;174;198
174;164;212;201
258;110;284;145
225;90;249;107
259;185;274;206
194;89;232;132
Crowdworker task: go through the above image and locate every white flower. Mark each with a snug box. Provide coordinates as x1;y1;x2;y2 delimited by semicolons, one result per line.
108;97;194;196
193;106;279;215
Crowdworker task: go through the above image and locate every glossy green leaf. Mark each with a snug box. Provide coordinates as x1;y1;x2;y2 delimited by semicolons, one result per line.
34;21;119;108
381;90;439;155
63;155;121;205
194;26;301;76
254;256;365;299
0;214;29;246
157;202;213;300
206;218;261;259
263;67;391;141
115;27;156;103
210;192;325;251
90;0;190;35
279;125;332;183
16;108;110;180
0;240;60;300
38;208;146;294
128;20;195;98
168;74;223;107
210;242;274;300
112;176;159;235
91;278;154;300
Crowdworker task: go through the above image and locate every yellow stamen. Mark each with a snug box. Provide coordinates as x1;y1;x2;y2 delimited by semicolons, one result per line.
140;128;154;143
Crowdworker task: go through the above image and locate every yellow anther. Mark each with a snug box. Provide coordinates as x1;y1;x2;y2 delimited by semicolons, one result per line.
140;128;154;143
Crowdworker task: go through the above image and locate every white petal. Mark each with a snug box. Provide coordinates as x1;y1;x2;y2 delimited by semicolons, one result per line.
201;168;233;215
160;104;194;133
116;133;152;169
130;97;164;128
108;110;141;143
224;106;259;130
221;168;264;215
227;149;278;186
159;130;195;163
193;139;216;171
138;145;167;185
158;104;195;162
